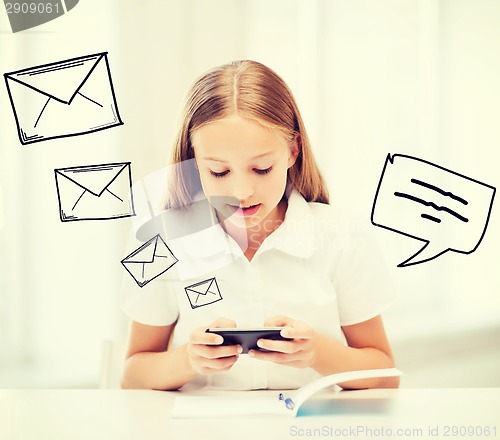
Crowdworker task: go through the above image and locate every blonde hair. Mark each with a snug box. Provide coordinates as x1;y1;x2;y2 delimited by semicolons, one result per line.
164;60;329;209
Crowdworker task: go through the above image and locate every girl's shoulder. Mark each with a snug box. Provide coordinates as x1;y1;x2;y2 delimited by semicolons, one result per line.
307;200;355;223
294;193;371;241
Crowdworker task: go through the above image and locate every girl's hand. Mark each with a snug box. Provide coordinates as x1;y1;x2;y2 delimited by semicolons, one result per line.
248;315;318;368
186;317;242;375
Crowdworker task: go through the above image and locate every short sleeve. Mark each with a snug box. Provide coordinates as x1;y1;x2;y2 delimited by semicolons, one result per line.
120;276;179;326
330;214;396;326
119;232;180;326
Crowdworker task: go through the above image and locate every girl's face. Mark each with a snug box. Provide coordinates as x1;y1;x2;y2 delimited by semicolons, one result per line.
191;114;298;230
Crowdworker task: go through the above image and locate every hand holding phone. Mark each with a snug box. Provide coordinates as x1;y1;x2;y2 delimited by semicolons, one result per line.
187;318;242;375
205;327;292;354
247;316;318;368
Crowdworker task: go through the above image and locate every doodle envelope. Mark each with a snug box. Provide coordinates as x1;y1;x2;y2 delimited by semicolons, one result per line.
54;162;135;221
122;235;179;287
185;278;222;309
4;52;122;144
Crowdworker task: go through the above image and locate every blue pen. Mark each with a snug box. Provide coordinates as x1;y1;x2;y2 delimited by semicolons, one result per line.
278;393;295;410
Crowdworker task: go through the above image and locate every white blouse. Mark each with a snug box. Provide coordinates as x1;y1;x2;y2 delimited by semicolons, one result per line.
121;188;395;390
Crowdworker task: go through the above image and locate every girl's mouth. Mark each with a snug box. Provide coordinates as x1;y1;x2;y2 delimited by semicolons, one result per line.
228;203;261;217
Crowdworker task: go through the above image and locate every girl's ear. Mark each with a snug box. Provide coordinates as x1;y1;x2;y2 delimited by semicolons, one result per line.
287;134;300;168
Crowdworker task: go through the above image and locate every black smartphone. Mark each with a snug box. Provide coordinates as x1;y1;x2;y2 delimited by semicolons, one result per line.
205;327;292;353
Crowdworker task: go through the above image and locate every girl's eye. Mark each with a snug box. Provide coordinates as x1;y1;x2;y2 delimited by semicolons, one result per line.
210;170;229;178
254;166;273;175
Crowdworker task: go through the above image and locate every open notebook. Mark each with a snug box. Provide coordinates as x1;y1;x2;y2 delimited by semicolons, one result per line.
171;367;402;418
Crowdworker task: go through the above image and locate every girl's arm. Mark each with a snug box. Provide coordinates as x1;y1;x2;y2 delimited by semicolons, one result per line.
121;321;195;390
250;314;399;389
316;315;400;389
121;319;242;390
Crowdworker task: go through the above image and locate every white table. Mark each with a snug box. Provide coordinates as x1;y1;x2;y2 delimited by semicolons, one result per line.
1;388;499;440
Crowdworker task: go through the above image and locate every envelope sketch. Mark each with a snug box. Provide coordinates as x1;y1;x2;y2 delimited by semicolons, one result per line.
121;234;179;288
54;162;135;222
184;278;222;309
4;52;123;145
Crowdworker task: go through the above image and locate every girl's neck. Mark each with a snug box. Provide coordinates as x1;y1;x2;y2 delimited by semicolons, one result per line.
222;199;287;261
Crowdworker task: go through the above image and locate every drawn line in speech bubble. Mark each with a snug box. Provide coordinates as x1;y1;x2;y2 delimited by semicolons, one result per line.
393;189;469;223
371;153;496;267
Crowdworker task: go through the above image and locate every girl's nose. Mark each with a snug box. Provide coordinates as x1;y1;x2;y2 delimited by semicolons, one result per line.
231;177;254;202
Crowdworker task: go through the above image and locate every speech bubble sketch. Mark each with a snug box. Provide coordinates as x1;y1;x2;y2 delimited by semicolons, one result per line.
4;52;122;144
4;0;79;33
371;154;496;267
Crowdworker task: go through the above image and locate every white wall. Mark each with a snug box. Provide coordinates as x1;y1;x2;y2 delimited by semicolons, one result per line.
0;0;499;388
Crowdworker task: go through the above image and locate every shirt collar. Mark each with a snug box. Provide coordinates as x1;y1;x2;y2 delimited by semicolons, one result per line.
172;222;236;258
169;187;315;259
254;188;315;259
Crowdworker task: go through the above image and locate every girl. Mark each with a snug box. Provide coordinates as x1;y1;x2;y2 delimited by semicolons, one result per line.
121;60;399;391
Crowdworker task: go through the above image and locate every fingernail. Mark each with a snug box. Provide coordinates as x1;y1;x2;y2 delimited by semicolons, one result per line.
216;336;223;344
248;350;255;357
237;345;243;354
